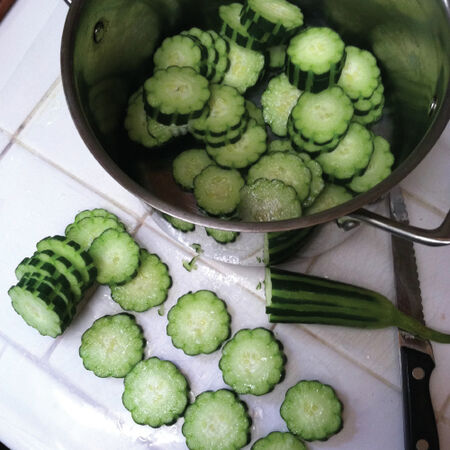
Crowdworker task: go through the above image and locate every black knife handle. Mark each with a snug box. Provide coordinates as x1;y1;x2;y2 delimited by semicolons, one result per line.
401;346;439;450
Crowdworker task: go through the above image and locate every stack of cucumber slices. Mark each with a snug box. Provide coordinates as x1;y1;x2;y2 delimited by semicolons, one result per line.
125;0;395;223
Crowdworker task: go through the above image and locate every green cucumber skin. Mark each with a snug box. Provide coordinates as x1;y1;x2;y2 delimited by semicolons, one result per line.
266;268;450;343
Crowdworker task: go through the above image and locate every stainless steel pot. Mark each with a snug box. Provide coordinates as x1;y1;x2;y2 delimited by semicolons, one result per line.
60;0;450;254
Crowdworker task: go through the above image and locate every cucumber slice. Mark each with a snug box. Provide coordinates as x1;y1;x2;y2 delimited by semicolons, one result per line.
153;34;208;75
206;120;267;169
75;208;121;224
144;67;210;126
32;250;85;302
246;100;265;126
288;115;342;154
290;86;354;144
281;380;343;441
15;257;72;294
205;228;240;244
65;216;125;251
253;431;307;450
219;328;285;395
208;30;231;84
202;119;249;148
182;28;218;80
147;116;184;146
247;152;311;202
173;149;215;191
124;89;159;148
194;166;245;216
163;214;196;233
354;82;384;113
79;314;145;378
352;97;385;126
88;229;140;285
9;276;74;337
305;184;353;216
111;250;172;312
261;73;302;137
316;123;374;180
36;236;96;287
286;27;345;92
219;3;264;51
167;290;231;355
122;357;189;427
348;135;394;193
190;84;247;138
222;40;265;94
239;179;302;222
182;389;251;450
299;157;325;208
268;45;287;69
338;46;381;100
268;139;295;153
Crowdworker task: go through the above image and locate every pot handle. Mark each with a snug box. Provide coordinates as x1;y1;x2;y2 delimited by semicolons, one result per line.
340;207;450;246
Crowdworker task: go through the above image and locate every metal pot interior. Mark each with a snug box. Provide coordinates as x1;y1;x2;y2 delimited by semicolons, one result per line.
63;0;450;231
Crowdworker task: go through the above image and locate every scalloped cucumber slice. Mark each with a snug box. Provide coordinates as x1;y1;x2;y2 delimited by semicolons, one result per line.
173;149;215;191
194;166;244;216
80;314;145;378
262;73;302;137
316;123;374;180
348;135;394;193
167;290;231;355
111;250;172;312
269;45;287;69
163;214;196;233
281;380;343;441
88;229;140;285
247;152;311;202
206;120;267;169
305;184;353;216
239;179;302;222
206;228;239;244
182;389;251;450
219;328;285;395
123;357;189;427
75;208;121;224
253;431;307;449
268;139;295;153
246;100;265;126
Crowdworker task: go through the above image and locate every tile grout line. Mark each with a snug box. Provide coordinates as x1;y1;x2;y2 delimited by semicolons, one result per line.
16;137;147;222
0;78;61;162
402;188;447;218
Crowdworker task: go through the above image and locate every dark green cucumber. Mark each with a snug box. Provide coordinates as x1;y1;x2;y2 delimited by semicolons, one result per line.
265;267;450;343
281;380;343;441
182;389;251;450
80;314;145;378
206;228;240;244
208;30;231;84
352;97;385;126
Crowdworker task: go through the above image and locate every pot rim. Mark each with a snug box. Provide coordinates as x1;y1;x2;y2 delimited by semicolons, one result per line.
60;0;450;233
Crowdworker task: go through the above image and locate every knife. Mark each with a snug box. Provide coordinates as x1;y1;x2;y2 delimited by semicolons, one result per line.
390;187;440;450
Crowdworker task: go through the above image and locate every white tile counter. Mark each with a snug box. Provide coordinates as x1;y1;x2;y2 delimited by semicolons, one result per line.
0;1;449;449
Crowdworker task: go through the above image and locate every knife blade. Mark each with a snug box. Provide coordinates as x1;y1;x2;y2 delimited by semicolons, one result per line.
389;187;440;450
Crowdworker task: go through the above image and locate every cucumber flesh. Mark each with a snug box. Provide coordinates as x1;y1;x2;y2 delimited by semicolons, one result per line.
261;73;302;137
300;157;325;208
79;314;145;378
281;380;343;441
182;389;251;450
123;357;189;427
348;135;394;193
65;216;125;251
268;45;287;69
75;209;121;224
247;152;312;202
110;250;172;312
253;431;307;450
305;184;353;216
173;149;214;191
88;229;140;285
208;30;231;84
219;328;285;395
167;290;231;355
316;123;374;180
163;214;196;233
206;120;267;169
194;166;244;216
239;179;302;222
246;100;265;127
206;228;239;244
268;139;295;153
352;97;385;126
